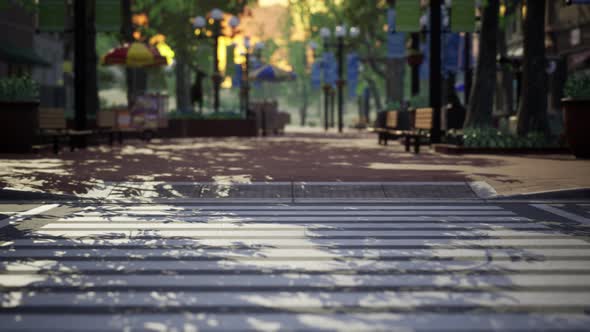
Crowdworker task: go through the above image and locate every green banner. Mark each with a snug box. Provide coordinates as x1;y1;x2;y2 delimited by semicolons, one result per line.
396;0;421;32
38;0;65;32
96;0;121;32
452;0;476;32
225;44;235;78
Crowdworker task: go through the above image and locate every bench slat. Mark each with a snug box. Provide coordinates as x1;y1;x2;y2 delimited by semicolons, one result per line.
38;108;66;130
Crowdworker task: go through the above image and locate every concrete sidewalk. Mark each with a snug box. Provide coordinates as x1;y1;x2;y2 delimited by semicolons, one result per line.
0;129;588;198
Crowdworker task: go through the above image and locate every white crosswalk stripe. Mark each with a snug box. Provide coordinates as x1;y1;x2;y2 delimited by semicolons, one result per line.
1;203;590;331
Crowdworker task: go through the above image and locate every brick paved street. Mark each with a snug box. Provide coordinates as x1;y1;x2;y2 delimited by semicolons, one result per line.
0;130;588;199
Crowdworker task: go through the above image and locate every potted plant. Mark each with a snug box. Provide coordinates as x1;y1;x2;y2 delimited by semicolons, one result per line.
0;76;40;152
562;72;590;158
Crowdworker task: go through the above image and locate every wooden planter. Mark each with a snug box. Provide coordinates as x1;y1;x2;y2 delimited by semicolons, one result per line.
163;119;257;138
0;101;39;153
562;98;590;158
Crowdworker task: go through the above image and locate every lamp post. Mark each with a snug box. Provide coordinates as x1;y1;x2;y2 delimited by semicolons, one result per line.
320;25;360;133
193;9;239;113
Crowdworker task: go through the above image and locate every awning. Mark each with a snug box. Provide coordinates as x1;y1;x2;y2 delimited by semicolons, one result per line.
0;43;51;66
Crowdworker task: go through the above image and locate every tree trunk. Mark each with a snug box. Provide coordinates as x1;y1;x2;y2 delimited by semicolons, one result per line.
516;0;549;136
464;0;499;128
366;77;383;113
300;81;308;126
121;0;134;106
497;20;514;117
385;58;405;105
175;53;191;113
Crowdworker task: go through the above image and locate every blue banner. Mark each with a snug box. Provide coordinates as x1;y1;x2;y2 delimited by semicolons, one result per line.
387;8;406;59
347;52;359;98
232;63;242;88
443;33;460;76
311;60;321;89
322;51;337;87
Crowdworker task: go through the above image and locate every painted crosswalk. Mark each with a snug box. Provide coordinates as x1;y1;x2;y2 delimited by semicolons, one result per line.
1;203;590;331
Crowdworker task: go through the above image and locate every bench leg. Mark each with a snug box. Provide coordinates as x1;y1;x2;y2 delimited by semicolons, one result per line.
377;133;382;145
118;132;123;145
69;136;75;152
52;136;59;155
404;135;411;152
414;135;421;154
109;132;114;146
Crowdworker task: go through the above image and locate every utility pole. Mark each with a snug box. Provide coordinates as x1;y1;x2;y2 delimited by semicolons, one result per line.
410;33;421;96
73;0;97;148
429;0;442;143
336;35;345;133
464;32;472;104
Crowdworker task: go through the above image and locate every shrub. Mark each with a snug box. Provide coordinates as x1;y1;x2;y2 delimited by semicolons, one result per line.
0;76;39;102
564;72;590;100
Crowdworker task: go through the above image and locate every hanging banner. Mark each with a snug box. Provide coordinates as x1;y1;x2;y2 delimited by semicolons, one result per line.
322;51;336;86
347;52;359;98
396;0;421;32
232;63;242;88
311;60;321;90
225;44;235;78
443;33;461;76
38;0;66;32
451;0;475;32
387;9;406;59
420;37;429;80
96;0;122;32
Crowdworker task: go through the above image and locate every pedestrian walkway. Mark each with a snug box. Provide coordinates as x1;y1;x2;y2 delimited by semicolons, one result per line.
1;200;590;330
1;132;589;198
93;181;491;202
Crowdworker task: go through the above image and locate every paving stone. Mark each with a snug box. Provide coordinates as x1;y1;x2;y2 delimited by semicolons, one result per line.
383;184;477;199
295;184;385;199
198;184;292;199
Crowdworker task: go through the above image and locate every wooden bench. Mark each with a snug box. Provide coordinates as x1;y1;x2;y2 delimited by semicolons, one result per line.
38;108;67;154
376;111;405;145
38;108;97;154
97;109;116;145
402;107;433;154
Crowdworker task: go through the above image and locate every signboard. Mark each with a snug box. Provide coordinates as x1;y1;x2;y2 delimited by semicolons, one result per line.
38;0;66;32
396;0;421;32
451;0;476;32
96;0;121;32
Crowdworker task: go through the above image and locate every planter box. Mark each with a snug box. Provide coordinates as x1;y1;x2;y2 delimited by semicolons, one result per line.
433;144;569;155
0;101;39;153
562;98;590;158
162;119;257;138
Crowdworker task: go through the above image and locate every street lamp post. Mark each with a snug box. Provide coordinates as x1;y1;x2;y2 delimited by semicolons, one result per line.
320;25;359;133
193;9;239;113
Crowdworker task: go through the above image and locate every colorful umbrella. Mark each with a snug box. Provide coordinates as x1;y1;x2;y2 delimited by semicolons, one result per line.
100;42;167;67
249;64;296;82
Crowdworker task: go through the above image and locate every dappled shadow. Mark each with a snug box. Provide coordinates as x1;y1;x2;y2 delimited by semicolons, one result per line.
1;203;590;330
0;135;512;197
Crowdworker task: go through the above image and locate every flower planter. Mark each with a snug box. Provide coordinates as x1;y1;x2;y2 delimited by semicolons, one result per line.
407;53;424;66
162;119;257;138
562;98;590;158
0;101;39;153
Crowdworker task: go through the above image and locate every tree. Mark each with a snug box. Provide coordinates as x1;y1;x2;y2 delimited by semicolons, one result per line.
464;0;499;128
133;0;251;112
516;0;549;136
